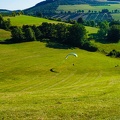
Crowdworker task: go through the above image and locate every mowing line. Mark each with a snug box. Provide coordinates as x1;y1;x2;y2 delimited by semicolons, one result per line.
43;70;77;91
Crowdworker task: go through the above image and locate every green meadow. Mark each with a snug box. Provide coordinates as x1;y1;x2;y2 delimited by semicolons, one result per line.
0;15;120;119
57;4;120;13
0;29;11;41
4;15;62;26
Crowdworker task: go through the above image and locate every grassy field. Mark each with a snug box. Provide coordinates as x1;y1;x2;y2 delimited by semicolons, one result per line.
4;15;62;26
0;29;11;41
0;41;120;119
57;4;120;13
85;26;98;34
0;15;120;119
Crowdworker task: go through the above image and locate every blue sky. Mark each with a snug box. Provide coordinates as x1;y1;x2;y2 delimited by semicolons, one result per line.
0;0;44;10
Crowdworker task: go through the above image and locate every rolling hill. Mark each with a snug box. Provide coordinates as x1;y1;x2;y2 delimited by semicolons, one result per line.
4;15;62;26
0;13;120;119
24;0;108;15
0;41;120;119
24;0;120;21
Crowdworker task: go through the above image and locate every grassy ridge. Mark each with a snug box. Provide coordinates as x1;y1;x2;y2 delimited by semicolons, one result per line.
0;41;120;119
57;4;120;12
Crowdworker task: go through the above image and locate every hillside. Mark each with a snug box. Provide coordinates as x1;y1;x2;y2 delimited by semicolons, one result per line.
24;0;120;22
1;13;120;119
4;15;62;26
0;41;120;119
0;29;11;41
24;0;108;15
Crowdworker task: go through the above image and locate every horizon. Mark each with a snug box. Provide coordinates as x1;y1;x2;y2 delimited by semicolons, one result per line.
0;0;44;10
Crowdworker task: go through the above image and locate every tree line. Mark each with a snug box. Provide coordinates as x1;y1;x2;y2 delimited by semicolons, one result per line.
0;14;11;30
0;14;120;53
10;22;97;51
97;20;120;43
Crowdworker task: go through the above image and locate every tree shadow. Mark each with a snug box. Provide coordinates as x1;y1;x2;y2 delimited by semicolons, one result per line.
45;42;75;49
0;39;13;44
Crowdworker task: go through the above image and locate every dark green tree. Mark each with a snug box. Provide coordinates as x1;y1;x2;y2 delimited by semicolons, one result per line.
12;11;16;17
24;27;36;41
31;25;42;40
67;23;87;47
11;27;24;43
107;25;120;43
0;14;11;30
77;17;84;24
0;14;4;28
55;23;68;43
97;21;109;40
40;22;56;40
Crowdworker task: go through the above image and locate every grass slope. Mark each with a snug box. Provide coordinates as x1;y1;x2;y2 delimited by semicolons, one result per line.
0;29;11;41
0;41;120;119
4;15;62;26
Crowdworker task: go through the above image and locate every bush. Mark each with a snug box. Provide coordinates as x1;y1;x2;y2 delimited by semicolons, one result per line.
11;27;24;43
107;25;120;43
107;49;120;58
80;40;98;52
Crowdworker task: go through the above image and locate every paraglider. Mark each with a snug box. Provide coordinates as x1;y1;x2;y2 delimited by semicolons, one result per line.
65;52;78;59
50;52;78;72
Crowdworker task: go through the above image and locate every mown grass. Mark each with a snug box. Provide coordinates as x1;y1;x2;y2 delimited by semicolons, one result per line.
0;41;120;119
57;4;120;13
0;15;120;119
4;15;62;26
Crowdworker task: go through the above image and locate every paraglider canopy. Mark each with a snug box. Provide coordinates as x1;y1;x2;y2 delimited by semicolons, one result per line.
65;53;78;59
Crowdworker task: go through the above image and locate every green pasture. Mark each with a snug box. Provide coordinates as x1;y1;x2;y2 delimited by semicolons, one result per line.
85;26;98;34
0;41;120;119
94;41;120;53
4;15;61;26
0;29;11;41
57;4;120;13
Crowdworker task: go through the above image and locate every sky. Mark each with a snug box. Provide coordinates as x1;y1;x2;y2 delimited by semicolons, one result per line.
0;0;44;10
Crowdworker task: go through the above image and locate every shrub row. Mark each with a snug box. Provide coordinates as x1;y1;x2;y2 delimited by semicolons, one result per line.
11;22;98;52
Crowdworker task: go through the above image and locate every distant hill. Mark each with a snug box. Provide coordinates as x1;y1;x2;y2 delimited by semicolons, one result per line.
24;0;108;15
0;9;11;13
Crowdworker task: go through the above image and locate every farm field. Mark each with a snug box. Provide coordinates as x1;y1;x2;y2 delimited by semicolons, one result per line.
0;41;120;119
57;4;120;13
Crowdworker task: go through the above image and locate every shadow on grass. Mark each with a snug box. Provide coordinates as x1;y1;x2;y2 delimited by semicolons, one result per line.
0;39;13;44
0;39;22;44
46;42;75;49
